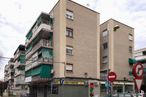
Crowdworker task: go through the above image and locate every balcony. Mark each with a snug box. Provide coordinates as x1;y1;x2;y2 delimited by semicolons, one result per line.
8;76;14;80
25;13;53;46
14;51;25;61
14;61;25;69
135;55;146;62
25;57;53;71
15;78;25;85
25;64;53;82
26;39;53;59
26;24;53;46
15;70;25;77
8;69;15;73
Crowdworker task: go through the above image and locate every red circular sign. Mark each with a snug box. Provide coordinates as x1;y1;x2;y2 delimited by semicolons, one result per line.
132;63;144;78
108;72;117;82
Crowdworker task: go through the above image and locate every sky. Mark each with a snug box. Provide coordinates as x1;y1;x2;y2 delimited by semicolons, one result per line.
0;0;146;80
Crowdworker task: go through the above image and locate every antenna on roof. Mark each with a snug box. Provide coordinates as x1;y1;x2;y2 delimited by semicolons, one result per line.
86;3;90;7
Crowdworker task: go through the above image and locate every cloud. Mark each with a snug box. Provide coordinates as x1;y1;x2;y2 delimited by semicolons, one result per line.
92;0;146;50
126;0;146;12
0;0;58;79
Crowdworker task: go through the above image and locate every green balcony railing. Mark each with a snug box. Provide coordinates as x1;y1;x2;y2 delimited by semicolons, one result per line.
25;64;53;78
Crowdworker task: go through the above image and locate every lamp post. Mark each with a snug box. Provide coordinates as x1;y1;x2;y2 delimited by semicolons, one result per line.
123;77;127;97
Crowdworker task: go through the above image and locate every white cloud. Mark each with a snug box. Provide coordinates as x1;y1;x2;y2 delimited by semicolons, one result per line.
0;0;58;79
93;0;146;50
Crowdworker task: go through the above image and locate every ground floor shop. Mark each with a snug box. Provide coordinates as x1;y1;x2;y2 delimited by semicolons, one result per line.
26;78;135;97
100;81;134;97
27;78;100;97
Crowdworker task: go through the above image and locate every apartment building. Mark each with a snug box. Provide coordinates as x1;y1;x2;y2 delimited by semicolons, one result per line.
24;0;100;97
134;48;146;92
4;58;15;95
13;45;27;96
100;19;134;94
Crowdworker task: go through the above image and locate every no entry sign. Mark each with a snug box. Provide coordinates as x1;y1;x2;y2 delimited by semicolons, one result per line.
108;72;117;82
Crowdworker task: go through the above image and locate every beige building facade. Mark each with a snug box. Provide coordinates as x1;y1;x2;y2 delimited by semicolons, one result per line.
50;0;100;79
100;19;134;80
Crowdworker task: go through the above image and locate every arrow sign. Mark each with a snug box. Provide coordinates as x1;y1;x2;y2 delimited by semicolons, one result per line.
134;78;143;92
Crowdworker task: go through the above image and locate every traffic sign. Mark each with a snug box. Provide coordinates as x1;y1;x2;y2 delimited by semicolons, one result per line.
134;78;143;92
132;63;144;92
132;63;144;78
60;79;64;85
108;72;117;82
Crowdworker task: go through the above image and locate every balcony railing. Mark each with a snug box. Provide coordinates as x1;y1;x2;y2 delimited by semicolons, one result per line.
14;61;25;68
32;76;50;82
14;51;25;61
135;55;146;61
15;71;25;77
25;58;53;71
15;78;25;85
26;39;53;59
26;23;53;46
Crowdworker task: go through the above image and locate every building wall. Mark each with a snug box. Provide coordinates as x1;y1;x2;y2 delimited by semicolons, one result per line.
65;0;100;78
113;19;134;80
50;0;100;79
50;0;66;78
100;19;134;80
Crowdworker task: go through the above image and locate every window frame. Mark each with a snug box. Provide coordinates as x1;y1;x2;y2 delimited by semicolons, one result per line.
102;30;108;37
103;42;108;49
66;46;73;55
129;46;132;53
66;63;73;72
66;9;74;20
129;33;133;41
66;27;73;38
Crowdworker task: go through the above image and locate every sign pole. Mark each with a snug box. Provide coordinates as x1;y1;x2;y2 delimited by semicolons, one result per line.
107;72;117;97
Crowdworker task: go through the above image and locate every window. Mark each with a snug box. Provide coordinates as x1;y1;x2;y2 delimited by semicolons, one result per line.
129;33;133;41
102;30;108;37
66;63;73;72
66;46;73;55
66;27;73;38
143;51;146;55
66;10;74;20
102;56;108;64
129;46;132;53
103;43;108;49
